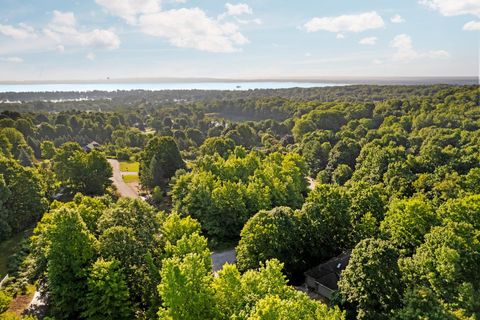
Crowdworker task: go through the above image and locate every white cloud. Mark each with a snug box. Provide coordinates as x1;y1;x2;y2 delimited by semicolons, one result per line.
234;17;262;25
138;8;248;52
1;56;24;63
44;10;120;50
419;0;480;17
390;34;449;62
463;20;480;30
95;0;161;24
372;59;383;64
390;14;405;23
86;52;96;60
359;36;377;45
96;0;250;52
303;11;384;33
225;3;252;16
0;23;36;40
336;33;345;39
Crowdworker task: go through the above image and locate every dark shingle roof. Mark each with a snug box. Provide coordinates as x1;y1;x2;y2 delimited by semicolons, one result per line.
304;251;351;290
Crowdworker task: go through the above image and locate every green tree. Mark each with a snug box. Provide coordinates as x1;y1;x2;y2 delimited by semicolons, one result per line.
338;238;404;320
82;258;132;320
380;198;438;254
83;150;113;194
140;136;184;189
46;207;97;319
298;184;351;266
158;233;216;320
393;287;459;320
437;194;480;229
248;292;345;320
400;222;480;313
347;182;387;244
53;144;112;195
41;141;56;159
236;207;303;276
161;212;201;246
0;290;12;314
0;156;46;240
200;137;235;159
301;140;331;176
332;164;353;185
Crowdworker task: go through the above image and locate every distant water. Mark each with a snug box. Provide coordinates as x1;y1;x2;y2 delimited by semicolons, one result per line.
0;82;344;93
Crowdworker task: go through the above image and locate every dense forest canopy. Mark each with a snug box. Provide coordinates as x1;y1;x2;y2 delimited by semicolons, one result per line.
0;84;479;320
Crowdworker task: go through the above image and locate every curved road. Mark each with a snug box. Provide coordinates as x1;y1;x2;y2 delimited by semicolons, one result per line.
107;159;139;198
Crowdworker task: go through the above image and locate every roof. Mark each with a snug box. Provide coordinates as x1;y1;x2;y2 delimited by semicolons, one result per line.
304;251;351;290
84;141;100;150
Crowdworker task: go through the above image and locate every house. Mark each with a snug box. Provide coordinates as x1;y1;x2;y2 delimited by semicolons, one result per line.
83;141;100;152
304;251;351;300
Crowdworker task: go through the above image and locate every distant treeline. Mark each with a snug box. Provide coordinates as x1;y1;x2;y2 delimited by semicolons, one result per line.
1;84;477;111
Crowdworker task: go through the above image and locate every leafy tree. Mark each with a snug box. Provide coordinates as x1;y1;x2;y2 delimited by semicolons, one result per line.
158;233;216;320
380;198;438;254
248;292;345;320
41;140;56;159
236;207;303;276
200;136;235;159
400;222;480;314
298;184;351;266
0;156;46;240
0;127;32;160
98;198;162;305
338;238;404;320
301;139;331;175
53;143;112;195
393;287;459;320
213;259;345;319
82;258;132;320
46;207;97;319
0;290;12;314
292;118;315;142
437;194;480;229
332;164;353;185
347;182;387;243
161;212;201;246
140;136;184;189
327;138;361;171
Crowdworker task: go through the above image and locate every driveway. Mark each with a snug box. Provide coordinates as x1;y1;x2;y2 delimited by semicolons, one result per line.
211;248;236;273
107;159;139;198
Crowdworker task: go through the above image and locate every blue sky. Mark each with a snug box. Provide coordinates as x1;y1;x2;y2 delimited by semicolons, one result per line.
0;0;478;81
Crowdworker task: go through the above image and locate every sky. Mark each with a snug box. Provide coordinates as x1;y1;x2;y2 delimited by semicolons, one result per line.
0;0;478;81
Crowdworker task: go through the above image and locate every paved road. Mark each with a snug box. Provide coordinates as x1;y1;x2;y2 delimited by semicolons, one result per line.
107;159;139;198
211;248;236;273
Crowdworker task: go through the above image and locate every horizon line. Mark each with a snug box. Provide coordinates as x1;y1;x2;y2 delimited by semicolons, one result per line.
0;76;478;86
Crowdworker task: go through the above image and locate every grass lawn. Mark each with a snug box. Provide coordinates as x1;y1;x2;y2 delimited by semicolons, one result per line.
119;161;139;172
122;174;139;183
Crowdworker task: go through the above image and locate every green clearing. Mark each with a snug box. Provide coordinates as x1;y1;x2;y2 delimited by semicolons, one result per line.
119;161;139;172
122;174;139;183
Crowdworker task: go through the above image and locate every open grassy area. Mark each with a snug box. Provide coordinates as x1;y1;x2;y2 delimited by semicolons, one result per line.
122;174;139;183
119;161;139;172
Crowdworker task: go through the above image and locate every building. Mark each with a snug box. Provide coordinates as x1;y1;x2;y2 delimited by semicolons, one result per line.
83;141;100;152
304;251;351;300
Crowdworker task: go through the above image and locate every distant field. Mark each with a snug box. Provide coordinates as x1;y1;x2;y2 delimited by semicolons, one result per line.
119;161;139;172
122;174;139;183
